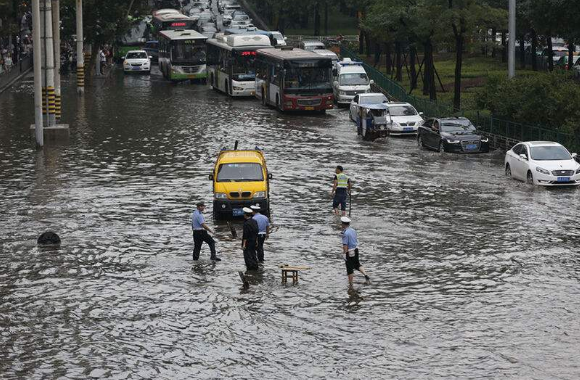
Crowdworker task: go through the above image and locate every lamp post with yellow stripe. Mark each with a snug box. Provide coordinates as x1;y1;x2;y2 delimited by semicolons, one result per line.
76;0;84;95
52;0;62;121
40;0;56;126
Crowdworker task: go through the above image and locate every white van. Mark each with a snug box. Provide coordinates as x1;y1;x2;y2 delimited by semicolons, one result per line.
333;59;372;106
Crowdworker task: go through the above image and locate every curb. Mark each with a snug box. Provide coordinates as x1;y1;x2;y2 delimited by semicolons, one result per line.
0;67;33;95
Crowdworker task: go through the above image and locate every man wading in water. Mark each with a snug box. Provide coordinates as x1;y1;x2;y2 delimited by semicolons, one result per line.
242;207;259;270
332;165;352;216
191;202;221;261
341;217;370;285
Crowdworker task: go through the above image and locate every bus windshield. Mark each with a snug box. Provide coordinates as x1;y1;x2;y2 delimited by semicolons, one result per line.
171;41;206;64
232;52;257;81
284;60;332;92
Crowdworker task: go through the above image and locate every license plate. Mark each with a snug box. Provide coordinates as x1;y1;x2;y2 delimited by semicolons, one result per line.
132;67;141;71
304;106;314;111
232;208;244;217
403;127;413;131
466;144;478;150
557;177;570;182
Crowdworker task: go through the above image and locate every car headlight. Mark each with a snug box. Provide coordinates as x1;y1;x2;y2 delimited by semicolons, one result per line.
214;193;227;199
233;86;244;91
481;138;489;143
576;167;580;174
446;139;461;144
535;167;550;175
254;191;266;198
123;61;129;66
339;91;346;96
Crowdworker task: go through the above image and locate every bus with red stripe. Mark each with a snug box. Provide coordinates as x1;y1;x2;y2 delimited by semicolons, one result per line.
255;47;334;112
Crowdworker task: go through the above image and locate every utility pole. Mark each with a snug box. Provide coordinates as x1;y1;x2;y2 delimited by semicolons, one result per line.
508;0;516;79
32;0;44;147
52;0;62;121
76;0;84;94
40;0;56;126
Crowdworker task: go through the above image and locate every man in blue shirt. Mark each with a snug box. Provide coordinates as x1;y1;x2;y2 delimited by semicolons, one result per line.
251;204;270;263
341;217;370;285
192;202;221;261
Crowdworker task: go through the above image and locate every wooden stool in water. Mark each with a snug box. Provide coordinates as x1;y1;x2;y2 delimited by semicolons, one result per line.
280;265;310;284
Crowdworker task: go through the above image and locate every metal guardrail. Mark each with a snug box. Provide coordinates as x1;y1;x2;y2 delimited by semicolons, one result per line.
286;35;358;45
340;45;578;152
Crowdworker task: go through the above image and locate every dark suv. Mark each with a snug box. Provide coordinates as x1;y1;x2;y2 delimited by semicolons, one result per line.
417;117;490;153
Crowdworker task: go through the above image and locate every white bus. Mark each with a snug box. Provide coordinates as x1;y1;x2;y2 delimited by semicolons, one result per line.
206;34;273;97
158;29;208;82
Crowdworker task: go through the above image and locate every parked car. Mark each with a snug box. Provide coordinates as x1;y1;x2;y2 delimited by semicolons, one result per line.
384;102;424;136
555;55;580;70
349;93;388;122
123;50;151;74
505;141;580;186
417;117;490;153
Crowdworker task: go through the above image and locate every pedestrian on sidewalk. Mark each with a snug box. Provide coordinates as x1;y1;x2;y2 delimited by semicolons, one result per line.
99;48;106;75
340;217;370;285
242;207;259;271
191;202;221;261
251;204;270;263
331;165;351;216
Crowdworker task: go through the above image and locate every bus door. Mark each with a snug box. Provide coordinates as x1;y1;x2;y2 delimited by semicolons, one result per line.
269;63;281;105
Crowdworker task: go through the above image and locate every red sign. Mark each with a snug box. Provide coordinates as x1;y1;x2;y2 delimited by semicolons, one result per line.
240;51;257;57
171;22;187;27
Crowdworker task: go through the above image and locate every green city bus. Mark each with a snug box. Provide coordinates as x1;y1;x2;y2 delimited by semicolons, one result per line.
158;30;208;82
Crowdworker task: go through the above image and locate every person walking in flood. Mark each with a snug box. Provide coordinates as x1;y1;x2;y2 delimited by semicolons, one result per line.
251;204;270;263
191;202;221;261
341;217;370;285
242;207;259;270
332;166;352;216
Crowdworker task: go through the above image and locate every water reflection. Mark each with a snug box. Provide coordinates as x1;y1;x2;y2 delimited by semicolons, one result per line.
1;68;580;379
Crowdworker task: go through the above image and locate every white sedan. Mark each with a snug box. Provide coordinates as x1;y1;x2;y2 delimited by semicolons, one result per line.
505;141;580;186
349;93;388;122
123;50;151;74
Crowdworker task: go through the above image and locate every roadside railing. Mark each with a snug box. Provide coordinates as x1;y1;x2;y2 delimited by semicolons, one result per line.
340;45;578;152
286;35;358;46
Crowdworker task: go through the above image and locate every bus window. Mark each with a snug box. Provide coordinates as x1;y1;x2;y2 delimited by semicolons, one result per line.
172;41;206;64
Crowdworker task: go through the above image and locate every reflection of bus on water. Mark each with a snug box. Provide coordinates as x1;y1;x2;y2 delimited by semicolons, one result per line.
207;34;273;97
152;13;196;37
255;47;334;112
158;30;208;82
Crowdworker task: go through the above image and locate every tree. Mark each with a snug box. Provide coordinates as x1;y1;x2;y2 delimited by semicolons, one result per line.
443;0;506;111
60;0;149;75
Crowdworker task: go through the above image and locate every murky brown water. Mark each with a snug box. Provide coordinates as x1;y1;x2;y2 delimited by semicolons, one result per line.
1;67;580;379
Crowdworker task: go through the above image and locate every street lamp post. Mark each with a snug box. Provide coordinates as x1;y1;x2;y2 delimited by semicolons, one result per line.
32;0;44;146
508;0;516;79
76;0;84;94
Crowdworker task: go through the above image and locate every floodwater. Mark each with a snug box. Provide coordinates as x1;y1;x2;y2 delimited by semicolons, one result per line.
1;68;580;380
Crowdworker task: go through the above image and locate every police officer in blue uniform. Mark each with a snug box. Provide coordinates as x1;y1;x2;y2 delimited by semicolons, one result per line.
341;216;370;285
251;204;270;263
192;202;221;261
332;166;352;216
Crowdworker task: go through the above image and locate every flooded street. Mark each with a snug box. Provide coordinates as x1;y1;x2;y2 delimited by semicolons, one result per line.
1;68;580;379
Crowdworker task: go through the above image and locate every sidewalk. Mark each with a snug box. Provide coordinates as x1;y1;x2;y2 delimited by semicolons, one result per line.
0;56;33;94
